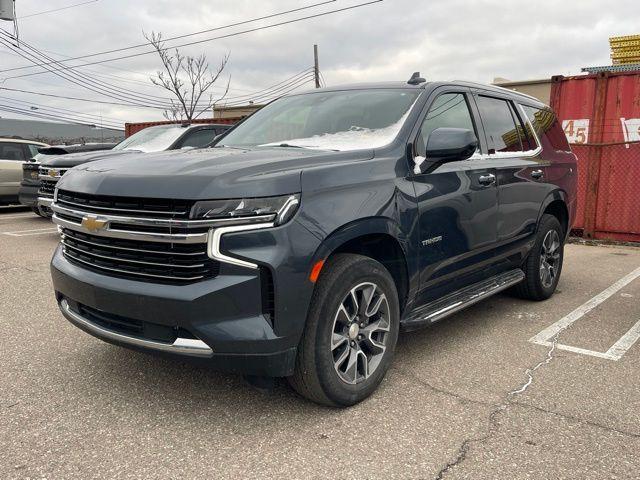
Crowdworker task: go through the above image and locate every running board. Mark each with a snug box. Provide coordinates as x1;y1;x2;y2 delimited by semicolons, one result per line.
401;269;525;331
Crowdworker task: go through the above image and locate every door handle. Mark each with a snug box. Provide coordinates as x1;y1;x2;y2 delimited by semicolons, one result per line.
531;169;544;180
478;173;496;186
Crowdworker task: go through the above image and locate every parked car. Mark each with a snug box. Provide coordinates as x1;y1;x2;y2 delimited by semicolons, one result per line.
0;138;49;205
20;143;116;216
37;123;231;216
49;77;576;406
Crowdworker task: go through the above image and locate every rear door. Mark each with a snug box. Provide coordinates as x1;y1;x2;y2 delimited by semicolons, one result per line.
473;93;552;264
0;142;29;200
411;88;499;303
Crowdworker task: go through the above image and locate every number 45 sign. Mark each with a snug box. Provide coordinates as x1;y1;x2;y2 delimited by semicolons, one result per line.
562;119;589;144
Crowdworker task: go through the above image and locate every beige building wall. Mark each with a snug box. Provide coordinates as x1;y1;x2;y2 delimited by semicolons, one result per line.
213;104;263;119
492;78;552;105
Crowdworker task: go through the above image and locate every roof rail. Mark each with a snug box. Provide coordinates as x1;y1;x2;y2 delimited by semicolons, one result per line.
452;80;543;103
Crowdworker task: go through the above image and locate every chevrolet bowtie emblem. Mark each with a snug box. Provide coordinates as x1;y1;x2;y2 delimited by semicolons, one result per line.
49;169;58;178
81;215;108;232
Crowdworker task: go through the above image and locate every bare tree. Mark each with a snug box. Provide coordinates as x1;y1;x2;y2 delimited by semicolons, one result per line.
145;31;230;121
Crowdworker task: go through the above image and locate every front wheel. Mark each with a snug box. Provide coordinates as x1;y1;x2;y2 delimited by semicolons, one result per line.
31;206;46;218
288;254;400;407
513;214;564;301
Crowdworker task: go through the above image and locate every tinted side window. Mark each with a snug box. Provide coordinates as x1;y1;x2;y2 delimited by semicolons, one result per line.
515;106;539;150
180;129;217;148
521;105;569;151
417;93;476;156
0;142;27;161
476;96;523;153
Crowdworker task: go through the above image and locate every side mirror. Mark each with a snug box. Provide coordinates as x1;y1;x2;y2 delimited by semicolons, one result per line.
414;128;478;174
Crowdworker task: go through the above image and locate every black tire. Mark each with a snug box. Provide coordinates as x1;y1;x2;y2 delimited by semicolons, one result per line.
288;254;400;407
31;206;46;218
513;214;564;301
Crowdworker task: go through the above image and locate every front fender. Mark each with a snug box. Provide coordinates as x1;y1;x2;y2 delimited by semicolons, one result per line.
310;216;420;306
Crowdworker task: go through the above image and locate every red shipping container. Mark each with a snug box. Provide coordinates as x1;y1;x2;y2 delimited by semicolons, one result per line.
550;71;640;242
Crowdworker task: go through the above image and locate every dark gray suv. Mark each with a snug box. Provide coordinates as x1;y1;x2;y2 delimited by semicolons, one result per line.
49;76;576;406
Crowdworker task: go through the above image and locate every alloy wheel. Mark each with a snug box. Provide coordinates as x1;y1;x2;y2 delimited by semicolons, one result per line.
540;230;561;288
330;282;390;385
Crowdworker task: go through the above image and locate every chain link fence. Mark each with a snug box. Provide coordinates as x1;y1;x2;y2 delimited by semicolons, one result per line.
571;141;640;242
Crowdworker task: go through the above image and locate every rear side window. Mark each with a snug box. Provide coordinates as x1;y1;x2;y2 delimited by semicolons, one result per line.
521;105;570;151
475;96;524;153
417;93;476;156
0;142;27;161
179;129;217;148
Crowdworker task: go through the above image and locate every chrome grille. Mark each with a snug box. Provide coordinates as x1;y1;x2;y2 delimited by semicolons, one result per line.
39;166;67;180
52;191;274;283
39;179;56;197
56;190;192;219
61;228;220;284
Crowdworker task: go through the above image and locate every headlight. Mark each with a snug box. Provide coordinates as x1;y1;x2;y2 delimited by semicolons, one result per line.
191;194;300;226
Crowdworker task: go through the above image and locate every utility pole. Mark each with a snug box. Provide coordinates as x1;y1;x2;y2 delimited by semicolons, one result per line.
313;44;320;89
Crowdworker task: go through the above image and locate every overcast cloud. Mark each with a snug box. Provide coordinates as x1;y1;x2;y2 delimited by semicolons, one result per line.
0;0;637;126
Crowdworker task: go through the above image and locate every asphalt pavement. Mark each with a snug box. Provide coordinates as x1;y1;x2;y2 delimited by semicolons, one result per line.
1;207;639;479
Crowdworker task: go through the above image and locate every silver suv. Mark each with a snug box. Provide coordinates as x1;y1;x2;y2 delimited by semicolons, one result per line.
0;138;48;205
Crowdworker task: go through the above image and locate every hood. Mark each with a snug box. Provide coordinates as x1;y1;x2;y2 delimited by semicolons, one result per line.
57;146;374;200
40;149;139;168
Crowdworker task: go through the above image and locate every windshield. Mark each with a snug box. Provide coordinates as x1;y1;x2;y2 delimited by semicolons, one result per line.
220;89;421;151
113;125;188;153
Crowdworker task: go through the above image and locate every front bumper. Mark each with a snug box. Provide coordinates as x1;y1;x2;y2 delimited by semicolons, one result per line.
51;218;320;376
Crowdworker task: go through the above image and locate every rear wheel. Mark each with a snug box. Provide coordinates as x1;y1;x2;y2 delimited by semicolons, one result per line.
289;254;400;407
513;214;564;300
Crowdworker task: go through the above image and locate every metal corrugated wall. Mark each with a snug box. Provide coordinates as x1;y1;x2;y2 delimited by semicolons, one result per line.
550;71;640;242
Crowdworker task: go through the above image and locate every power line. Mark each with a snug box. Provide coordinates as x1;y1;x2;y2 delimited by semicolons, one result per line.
319;71;328;88
0;33;173;107
220;73;315;107
0;1;382;112
1;33;316;108
1;1;337;74
216;68;314;104
19;1;100;19
0;70;315;111
0;85;164;109
0;104;123;130
0;35;174;109
0;1;382;73
0;95;123;124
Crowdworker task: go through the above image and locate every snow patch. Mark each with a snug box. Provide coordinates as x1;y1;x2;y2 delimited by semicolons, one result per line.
259;110;412;152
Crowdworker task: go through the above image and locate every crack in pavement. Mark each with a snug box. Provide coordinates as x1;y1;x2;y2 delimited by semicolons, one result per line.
510;401;640;439
434;333;561;480
397;368;495;408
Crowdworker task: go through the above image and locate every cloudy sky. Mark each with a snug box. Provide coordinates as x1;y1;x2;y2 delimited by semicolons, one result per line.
0;0;637;128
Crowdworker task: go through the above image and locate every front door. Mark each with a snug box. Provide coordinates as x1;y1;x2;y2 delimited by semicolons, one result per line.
0;142;29;201
411;90;499;304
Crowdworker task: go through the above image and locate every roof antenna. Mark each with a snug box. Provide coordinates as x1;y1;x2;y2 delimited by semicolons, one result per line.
407;72;426;85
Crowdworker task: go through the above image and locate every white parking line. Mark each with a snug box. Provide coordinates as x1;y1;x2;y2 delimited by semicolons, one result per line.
2;227;58;237
530;266;640;361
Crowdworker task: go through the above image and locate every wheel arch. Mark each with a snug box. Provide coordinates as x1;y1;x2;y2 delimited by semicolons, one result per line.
538;190;570;239
311;217;415;315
